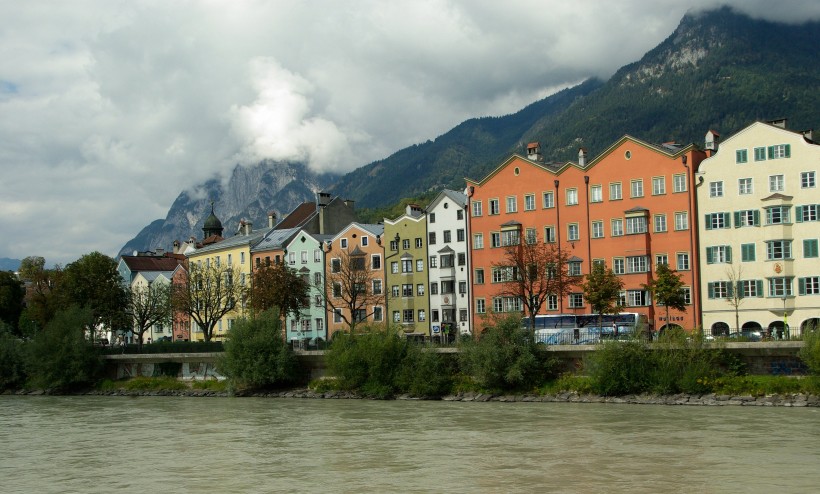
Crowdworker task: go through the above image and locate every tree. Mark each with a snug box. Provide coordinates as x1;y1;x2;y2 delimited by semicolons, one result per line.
723;263;745;335
581;263;625;333
249;263;309;323
17;256;59;333
492;237;577;337
56;252;128;343
316;249;384;334
0;271;24;333
125;281;172;350
172;262;246;342
643;263;687;330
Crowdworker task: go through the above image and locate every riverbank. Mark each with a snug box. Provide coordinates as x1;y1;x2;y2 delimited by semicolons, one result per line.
6;386;819;407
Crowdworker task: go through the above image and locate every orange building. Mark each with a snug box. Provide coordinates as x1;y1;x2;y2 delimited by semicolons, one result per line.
466;138;706;334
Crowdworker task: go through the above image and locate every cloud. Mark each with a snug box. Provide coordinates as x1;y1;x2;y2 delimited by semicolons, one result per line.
0;0;817;265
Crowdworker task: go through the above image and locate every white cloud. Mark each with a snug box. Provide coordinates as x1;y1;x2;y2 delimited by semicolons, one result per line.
0;0;817;264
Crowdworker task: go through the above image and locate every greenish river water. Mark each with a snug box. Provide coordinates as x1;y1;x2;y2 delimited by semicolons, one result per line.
0;396;818;493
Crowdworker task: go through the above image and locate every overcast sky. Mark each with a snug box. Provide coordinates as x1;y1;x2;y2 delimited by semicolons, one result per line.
1;0;818;266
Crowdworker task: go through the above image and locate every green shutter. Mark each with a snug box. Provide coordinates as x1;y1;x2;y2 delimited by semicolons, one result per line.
737;281;744;299
723;212;731;228
705;214;712;230
785;144;791;158
753;210;760;226
799;277;806;296
706;247;714;264
734;211;741;228
796;206;804;223
768;146;775;159
727;282;734;297
756;280;763;297
726;246;732;263
707;282;715;299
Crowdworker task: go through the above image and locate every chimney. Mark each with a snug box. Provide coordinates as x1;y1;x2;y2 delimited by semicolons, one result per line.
155;248;165;256
578;148;587;167
705;130;720;155
316;191;332;207
406;204;423;217
768;118;787;129
526;142;542;161
268;211;276;228
244;221;253;235
343;199;355;208
801;129;814;141
173;240;180;253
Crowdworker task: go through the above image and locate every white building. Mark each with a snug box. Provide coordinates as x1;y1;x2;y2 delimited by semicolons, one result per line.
697;120;820;338
425;189;471;337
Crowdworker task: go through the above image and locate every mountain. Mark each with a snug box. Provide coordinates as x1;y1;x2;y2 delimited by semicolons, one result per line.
330;7;820;207
119;160;336;256
0;257;21;272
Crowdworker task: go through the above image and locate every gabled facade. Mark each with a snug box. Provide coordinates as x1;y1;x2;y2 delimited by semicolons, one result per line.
467;136;706;334
130;271;173;343
384;205;429;337
282;230;333;344
697;120;820;337
324;222;385;339
425;189;471;337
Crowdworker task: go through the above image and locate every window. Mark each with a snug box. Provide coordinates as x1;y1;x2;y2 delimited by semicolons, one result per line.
802;171;816;189
805;239;819;258
314;272;322;286
654;214;667;233
489;199;500;215
416;259;424;272
544;226;556;243
372;279;383;295
768;144;791;159
417;310;426;322
709;181;723;198
799;277;820;295
390;240;398;251
547;295;558;311
334;309;342;323
402;284;413;297
491;267;504;284
416;283;425;297
627;290;649;307
590;185;602;203
673;173;687;193
741;243;756;262
766;240;792;260
340;238;348;249
476;298;486;314
543;191;554;209
474;268;485;284
501;230;520;246
630;179;644;198
473;233;484;249
626;255;648;273
591;220;604;238
458;253;466;266
735;209;759;227
609;182;623;201
331;258;341;273
362;237;369;247
567;224;579;241
706;245;732;264
768;277;793;297
524;194;536;211
493;297;503;313
568;261;582;277
674;212;688;231
613;258;625;275
415;238;423;248
765;206;791;225
373;308;383;322
506;196;517;213
391;261;399;274
429;213;436;223
736;149;748;163
738;178;753;195
441;254;454;268
460;309;468;322
403;310;414;323
472;201;483;217
491;232;501;248
677;253;690;271
566;188;578;205
430;282;438;295
288;252;296;265
443;230;452;243
401;259;413;273
797;205;819;222
741;280;762;298
314;249;321;262
708;281;732;299
457;229;465;242
457;210;464;220
441;280;455;294
611;218;624;237
428;232;436;245
429;256;437;268
568;293;584;308
754;147;766;161
371;255;381;270
652;177;665;195
625;216;647;234
525;228;537;244
769;174;784;192
655;254;668;268
705;212;730;229
402;239;410;250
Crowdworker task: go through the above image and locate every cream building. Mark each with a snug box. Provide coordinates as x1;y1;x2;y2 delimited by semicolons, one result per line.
698;120;820;338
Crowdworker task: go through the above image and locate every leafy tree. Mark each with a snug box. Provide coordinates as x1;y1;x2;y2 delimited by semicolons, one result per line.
56;252;128;343
249;263;309;322
493;237;577;338
798;322;820;375
17;256;59;332
0;322;27;390
643;263;687;330
26;306;103;391
125;282;172;350
316;248;384;334
172;262;246;342
220;309;300;390
581;263;624;333
0;271;24;333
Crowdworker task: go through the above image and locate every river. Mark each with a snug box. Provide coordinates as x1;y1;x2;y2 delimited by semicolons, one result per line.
1;396;818;493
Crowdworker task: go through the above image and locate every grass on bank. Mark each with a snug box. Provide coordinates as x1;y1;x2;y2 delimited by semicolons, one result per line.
97;377;227;392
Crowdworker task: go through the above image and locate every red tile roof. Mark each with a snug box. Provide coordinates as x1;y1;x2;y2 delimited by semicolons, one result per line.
122;255;185;272
275;202;316;229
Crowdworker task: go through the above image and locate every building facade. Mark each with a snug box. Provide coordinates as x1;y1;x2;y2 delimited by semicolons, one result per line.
697;120;820;337
282;230;333;344
384;205;430;338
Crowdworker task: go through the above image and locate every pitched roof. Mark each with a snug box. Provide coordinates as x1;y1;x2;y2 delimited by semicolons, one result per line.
251;227;301;253
192;228;272;255
121;256;185;272
275;202;316;230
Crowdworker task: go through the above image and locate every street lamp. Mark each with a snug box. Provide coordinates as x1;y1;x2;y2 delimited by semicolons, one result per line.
781;296;788;340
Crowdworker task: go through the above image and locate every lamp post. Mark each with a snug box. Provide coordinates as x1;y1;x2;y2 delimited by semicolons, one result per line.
781;296;788;340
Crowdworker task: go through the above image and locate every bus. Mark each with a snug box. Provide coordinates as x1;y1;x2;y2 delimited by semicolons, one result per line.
523;313;647;345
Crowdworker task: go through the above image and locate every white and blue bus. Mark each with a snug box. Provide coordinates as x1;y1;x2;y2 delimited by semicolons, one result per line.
523;313;647;345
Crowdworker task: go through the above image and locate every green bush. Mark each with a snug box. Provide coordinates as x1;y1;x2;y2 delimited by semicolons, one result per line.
0;322;27;390
396;346;457;397
326;326;410;398
799;325;820;375
585;340;651;396
219;309;301;390
459;315;554;392
26;306;103;392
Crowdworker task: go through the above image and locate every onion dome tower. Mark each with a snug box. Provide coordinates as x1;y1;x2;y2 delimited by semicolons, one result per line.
202;201;224;238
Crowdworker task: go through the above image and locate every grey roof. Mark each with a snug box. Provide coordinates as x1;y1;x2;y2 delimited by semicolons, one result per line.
437;245;455;254
251;227;301;253
427;188;467;211
501;220;522;227
624;206;649;213
191;227;273;256
353;222;385;237
568;256;584;263
138;271;174;283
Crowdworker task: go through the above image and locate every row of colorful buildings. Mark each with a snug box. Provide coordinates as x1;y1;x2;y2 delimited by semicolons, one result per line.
120;119;820;343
